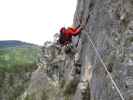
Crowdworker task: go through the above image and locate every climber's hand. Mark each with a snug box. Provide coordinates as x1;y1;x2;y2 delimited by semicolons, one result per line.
82;23;86;28
79;25;84;30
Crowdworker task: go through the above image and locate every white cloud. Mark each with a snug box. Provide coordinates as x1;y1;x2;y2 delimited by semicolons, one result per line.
0;0;77;45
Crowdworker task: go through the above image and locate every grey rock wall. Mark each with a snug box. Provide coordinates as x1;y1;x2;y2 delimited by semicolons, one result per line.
74;0;133;100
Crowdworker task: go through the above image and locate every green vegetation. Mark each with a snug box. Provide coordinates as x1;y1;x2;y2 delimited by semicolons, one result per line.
0;45;42;100
0;46;41;72
24;91;48;100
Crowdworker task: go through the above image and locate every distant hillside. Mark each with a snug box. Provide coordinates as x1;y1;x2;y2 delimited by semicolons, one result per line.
0;40;38;47
0;40;42;72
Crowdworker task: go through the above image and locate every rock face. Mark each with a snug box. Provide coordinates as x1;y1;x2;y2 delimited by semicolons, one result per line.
21;0;133;100
74;0;133;100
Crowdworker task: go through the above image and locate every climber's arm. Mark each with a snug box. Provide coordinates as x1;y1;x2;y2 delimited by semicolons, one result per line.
71;27;82;36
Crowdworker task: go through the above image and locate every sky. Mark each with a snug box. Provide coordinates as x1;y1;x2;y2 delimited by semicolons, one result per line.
0;0;77;45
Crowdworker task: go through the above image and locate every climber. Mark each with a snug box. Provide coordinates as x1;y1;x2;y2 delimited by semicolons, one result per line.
58;25;83;46
57;25;83;54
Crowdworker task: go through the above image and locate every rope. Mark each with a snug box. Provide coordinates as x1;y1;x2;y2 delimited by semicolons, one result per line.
85;31;125;100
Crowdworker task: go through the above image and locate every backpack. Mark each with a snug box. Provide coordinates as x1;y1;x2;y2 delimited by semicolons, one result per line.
58;32;71;45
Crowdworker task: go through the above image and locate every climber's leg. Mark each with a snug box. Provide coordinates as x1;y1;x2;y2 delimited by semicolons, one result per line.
64;43;78;55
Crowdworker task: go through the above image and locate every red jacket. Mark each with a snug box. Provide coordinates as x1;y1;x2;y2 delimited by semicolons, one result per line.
63;27;81;37
59;27;81;46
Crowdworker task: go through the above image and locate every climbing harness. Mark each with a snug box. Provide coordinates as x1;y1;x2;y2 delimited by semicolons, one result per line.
85;31;125;100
